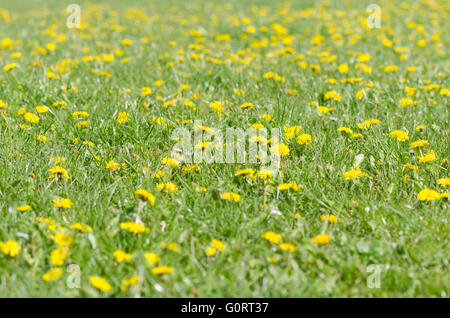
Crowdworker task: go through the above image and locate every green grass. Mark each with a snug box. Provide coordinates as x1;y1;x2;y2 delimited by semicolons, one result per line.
0;0;448;297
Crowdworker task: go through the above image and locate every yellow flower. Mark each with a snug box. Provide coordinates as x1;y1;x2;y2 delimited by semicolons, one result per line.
267;257;279;263
383;65;398;72
69;223;92;233
17;205;32;212
3;63;17;72
239;102;254;109
278;182;300;191
134;189;156;205
121;39;133;46
250;123;264;130
343;166;368;180
206;239;226;256
120;222;150;234
161;157;180;168
399;98;414;107
410;140;429;149
46;42;56;51
209;100;223;112
439;88;450;96
49;166;70;181
106;160;121;171
152;266;173;275
390;130;409;141
415;125;425;131
338;64;348;73
262;231;282;244
283;126;302;140
179;83;189;90
296;134;313;145
53;101;67;108
310;234;331;245
417;189;440;201
205;247;217;256
121;275;139;292
36;217;56;230
261;113;272;121
0;240;20;256
337;127;353;134
320;214;338;223
257;169;273;180
72;111;89;119
194;141;212;149
317;106;334;114
51;232;73;248
145;252;159;265
50;248;67;266
23;112;39;123
221;192;241;202
163;100;176;108
141;86;153;96
89;276;112;292
271;143;290;156
279;243;298;253
156;182;178;194
437;178;450;187
324;90;341;101
116;112;130;124
404;163;419;171
161;242;181;253
141;87;153;96
113;250;131;263
418;150;437;163
250;135;268;144
35;105;49;113
358;53;372;63
0;100;7;111
235;168;255;177
103;54;115;62
52;198;73;208
42;268;63;282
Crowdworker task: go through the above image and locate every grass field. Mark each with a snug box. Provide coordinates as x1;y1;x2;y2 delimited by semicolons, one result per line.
0;0;448;297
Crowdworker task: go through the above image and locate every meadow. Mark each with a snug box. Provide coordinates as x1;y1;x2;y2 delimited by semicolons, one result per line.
0;0;448;297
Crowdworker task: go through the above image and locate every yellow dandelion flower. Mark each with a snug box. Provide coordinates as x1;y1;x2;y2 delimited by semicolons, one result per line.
262;231;282;244
410;140;429;149
120;222;150;234
296;134;313;145
418;150;437;163
17;205;32;212
113;250;131;263
42;268;63;282
52;198;73;208
271;143;289;156
417;189;440;201
279;243;298;253
134;189;156;204
161;242;181;253
145;252;159;265
221;192;241;202
50;248;67;266
89;276;112;292
0;240;20;256
152;266;173;275
390;130;409;141
310;234;331;245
